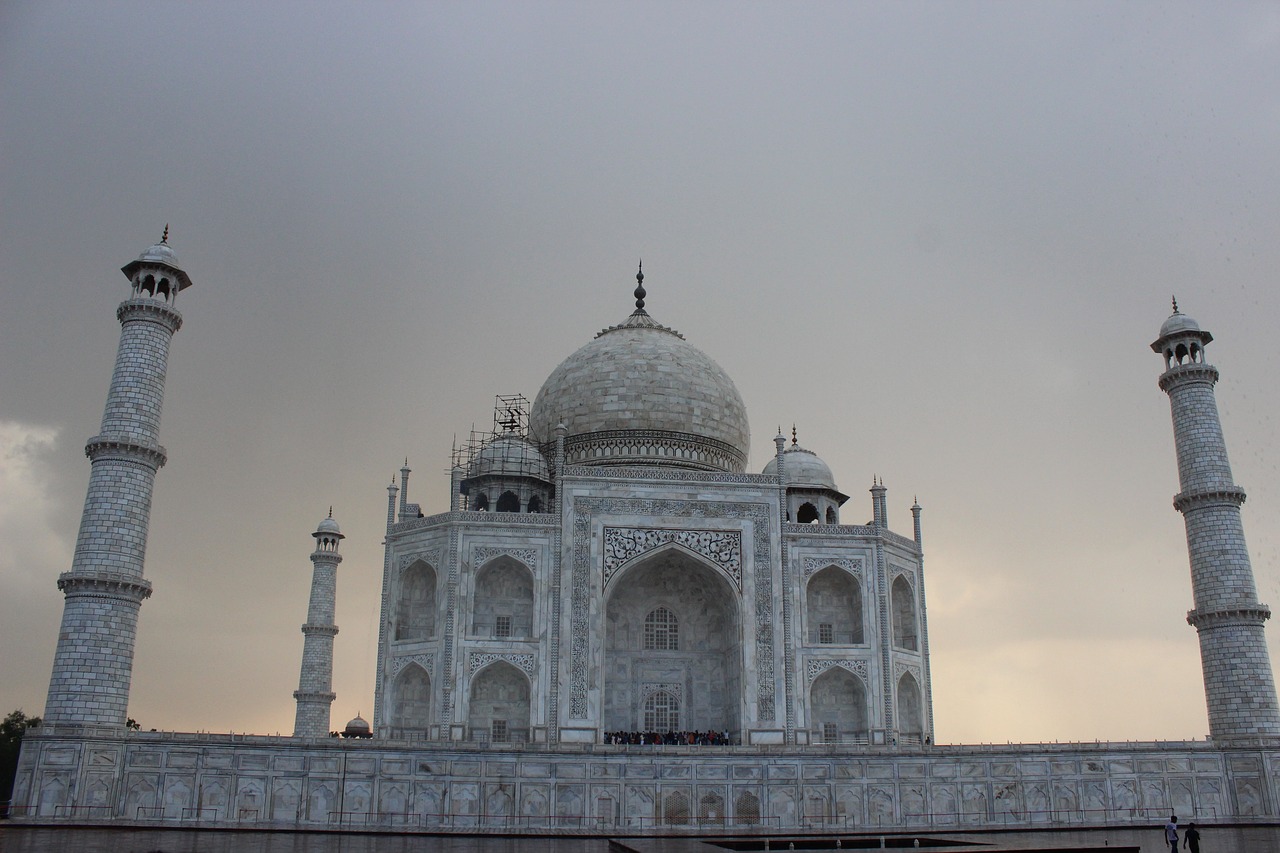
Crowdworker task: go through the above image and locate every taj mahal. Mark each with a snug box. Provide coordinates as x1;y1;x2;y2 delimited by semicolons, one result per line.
11;235;1280;835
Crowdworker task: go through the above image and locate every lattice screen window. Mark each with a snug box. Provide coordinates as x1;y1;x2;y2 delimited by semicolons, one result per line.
818;623;834;644
644;690;679;731
495;615;512;639
644;607;678;650
491;719;508;742
822;722;838;743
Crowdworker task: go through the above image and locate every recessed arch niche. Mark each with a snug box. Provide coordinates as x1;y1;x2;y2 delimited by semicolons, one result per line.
603;546;741;734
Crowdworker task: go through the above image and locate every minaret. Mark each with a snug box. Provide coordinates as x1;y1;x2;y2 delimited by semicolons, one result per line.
43;231;190;728
1153;301;1280;740
293;511;343;738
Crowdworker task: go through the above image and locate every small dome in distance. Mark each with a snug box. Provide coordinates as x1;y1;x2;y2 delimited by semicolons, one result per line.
342;714;372;738
120;226;194;292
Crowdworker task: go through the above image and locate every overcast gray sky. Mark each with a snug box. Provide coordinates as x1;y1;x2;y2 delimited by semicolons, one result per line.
3;1;1280;744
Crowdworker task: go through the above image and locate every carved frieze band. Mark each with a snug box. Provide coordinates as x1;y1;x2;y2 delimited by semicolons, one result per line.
806;658;868;684
802;557;863;581
640;682;683;701
602;527;742;590
474;547;539;574
398;550;442;573
571;497;775;722
390;653;434;677
893;660;922;684
469;652;536;678
891;567;916;591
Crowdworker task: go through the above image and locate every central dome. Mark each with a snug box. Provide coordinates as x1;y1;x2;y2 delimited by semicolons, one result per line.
529;307;750;472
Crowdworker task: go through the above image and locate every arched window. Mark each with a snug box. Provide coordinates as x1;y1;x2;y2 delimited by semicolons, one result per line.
644;689;679;731
397;561;436;640
825;506;837;524
663;790;690;826
892;576;918;651
797;502;820;524
473;557;534;639
898;672;923;741
644;607;678;650
735;792;760;825
810;666;869;744
527;495;542;513
472;493;489;512
393;664;431;730
806;565;863;645
496;491;520;513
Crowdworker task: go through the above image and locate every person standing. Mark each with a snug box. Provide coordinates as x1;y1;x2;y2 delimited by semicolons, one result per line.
1183;822;1201;853
1165;814;1179;853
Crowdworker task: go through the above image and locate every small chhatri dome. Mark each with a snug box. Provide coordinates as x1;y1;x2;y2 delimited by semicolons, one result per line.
120;226;194;291
469;435;551;481
529;267;750;472
762;433;839;492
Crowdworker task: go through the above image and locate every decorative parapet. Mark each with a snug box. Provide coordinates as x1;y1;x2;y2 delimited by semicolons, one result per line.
562;464;774;485
84;436;167;470
391;512;557;534
563;429;748;473
1173;487;1247;512
117;299;183;333
56;571;152;603
1158;363;1219;391
1188;606;1272;629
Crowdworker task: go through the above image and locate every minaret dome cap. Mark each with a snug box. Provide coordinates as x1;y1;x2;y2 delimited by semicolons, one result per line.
120;232;193;292
315;515;343;538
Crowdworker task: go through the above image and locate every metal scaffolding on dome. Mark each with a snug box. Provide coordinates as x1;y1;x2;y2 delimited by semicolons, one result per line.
451;393;542;479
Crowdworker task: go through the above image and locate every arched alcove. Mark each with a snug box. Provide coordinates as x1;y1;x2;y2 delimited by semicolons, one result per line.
397;561;437;640
810;666;868;743
468;660;530;742
473;556;534;639
891;576;918;651
797;502;820;524
898;671;923;741
496;490;520;513
472;493;489;512
392;664;431;731
805;565;863;645
604;548;741;733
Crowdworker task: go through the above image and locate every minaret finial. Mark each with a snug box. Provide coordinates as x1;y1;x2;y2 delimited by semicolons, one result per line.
634;260;646;311
328;506;333;518
791;425;798;446
1172;295;1179;314
161;224;169;244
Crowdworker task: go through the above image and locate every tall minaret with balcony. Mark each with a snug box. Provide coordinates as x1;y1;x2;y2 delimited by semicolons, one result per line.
293;511;343;738
43;230;191;728
1153;300;1280;740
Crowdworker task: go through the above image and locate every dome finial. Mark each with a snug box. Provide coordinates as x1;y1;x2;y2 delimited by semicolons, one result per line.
161;224;169;244
328;506;333;518
634;260;646;311
791;424;798;446
1172;295;1179;314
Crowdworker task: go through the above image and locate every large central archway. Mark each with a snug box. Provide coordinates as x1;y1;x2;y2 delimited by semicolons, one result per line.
604;547;742;735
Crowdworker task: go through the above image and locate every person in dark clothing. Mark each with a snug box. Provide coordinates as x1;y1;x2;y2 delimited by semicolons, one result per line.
1183;822;1201;853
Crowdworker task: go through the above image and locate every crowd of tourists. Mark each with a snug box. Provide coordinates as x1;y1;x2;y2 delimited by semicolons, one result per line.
605;730;734;746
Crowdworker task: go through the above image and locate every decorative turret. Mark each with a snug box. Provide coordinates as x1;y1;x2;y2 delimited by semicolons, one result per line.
763;427;848;523
293;511;343;738
43;231;189;728
1153;301;1280;740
